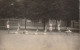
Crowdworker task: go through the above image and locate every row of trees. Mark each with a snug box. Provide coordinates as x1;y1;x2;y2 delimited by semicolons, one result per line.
0;0;79;30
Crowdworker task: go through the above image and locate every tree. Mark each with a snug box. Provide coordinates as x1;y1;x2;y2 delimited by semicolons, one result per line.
0;0;78;30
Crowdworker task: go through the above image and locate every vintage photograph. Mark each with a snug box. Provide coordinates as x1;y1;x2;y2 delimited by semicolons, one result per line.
0;0;79;50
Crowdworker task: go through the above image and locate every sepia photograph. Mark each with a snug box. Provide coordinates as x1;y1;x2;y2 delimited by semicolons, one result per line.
0;0;79;50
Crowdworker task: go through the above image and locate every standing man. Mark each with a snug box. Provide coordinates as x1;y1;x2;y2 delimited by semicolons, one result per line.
57;20;61;32
15;23;20;34
57;23;60;32
7;20;10;34
49;23;53;32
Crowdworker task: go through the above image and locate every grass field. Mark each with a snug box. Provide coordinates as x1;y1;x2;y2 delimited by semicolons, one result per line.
0;30;80;50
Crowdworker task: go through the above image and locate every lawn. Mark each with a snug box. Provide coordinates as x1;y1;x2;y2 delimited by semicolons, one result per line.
0;30;80;50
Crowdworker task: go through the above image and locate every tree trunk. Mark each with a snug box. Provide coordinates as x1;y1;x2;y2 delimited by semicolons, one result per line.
42;18;46;31
55;20;57;30
66;20;70;27
66;20;71;30
43;21;46;30
25;18;27;29
42;18;48;31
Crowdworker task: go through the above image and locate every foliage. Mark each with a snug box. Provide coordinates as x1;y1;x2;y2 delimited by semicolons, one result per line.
0;0;78;20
